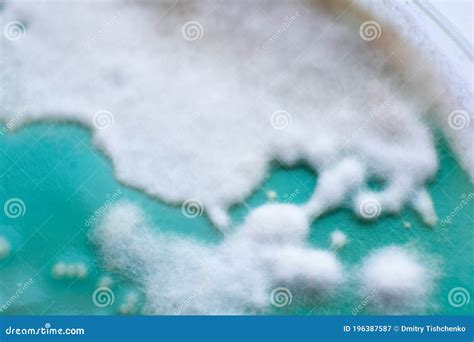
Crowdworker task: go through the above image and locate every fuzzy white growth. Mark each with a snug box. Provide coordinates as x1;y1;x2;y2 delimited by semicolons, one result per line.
357;1;474;181
236;204;309;245
93;202;344;314
0;237;11;259
206;206;230;230
267;247;344;291
0;0;447;227
411;189;438;226
359;245;433;313
330;230;348;249
303;158;365;218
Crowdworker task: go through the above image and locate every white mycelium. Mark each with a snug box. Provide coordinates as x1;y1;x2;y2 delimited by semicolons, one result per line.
92;202;344;314
0;0;451;228
359;245;434;313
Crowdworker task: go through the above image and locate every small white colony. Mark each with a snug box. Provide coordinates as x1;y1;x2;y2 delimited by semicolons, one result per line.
330;230;348;250
266;190;278;201
52;262;88;279
0;237;11;259
97;275;114;288
119;292;139;315
359;245;433;313
75;263;88;278
52;262;67;278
